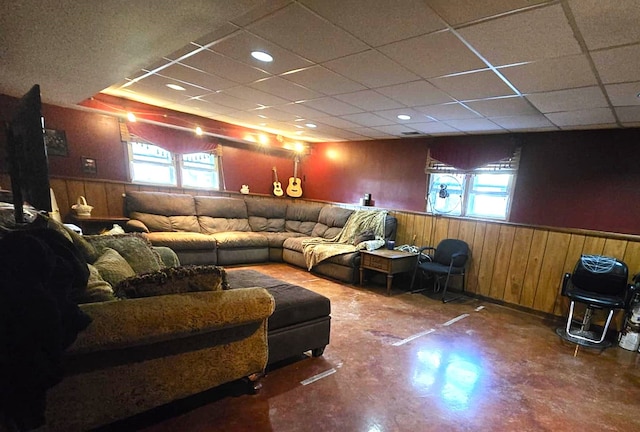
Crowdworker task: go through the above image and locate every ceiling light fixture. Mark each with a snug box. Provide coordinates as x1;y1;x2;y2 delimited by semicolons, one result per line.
397;114;411;120
166;83;186;91
251;51;273;62
127;112;137;122
305;123;317;128
195;126;203;136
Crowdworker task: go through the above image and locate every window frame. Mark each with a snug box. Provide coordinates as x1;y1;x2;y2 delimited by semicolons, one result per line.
126;140;220;190
425;149;520;221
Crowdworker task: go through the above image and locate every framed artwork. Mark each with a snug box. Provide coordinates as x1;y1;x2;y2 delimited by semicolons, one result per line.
82;156;97;174
44;128;68;156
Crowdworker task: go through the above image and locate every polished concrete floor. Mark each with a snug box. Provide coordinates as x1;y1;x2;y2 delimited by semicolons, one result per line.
116;263;640;432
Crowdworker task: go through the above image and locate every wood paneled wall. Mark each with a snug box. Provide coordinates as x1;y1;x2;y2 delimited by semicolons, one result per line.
391;210;640;319
7;174;639;320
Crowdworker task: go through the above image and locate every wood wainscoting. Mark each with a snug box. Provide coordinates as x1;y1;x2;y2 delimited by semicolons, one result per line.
3;174;639;320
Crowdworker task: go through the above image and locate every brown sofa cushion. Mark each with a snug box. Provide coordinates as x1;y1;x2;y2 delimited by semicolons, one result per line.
311;207;353;239
114;265;228;299
246;198;287;232
285;204;323;236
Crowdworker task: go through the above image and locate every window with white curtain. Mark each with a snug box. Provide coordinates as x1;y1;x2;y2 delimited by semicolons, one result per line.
127;141;219;189
426;149;520;220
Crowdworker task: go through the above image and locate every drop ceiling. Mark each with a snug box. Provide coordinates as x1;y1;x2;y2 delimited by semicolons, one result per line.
2;0;640;142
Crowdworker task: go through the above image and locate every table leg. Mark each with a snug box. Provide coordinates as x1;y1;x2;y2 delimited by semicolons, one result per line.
386;274;393;296
360;267;364;286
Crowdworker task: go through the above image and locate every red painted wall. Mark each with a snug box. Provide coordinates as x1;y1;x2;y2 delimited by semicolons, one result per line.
303;139;429;211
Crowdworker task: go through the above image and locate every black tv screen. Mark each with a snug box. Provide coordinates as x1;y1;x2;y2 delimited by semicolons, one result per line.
4;84;52;223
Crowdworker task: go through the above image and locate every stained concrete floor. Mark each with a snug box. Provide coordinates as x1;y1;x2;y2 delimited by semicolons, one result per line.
113;263;640;432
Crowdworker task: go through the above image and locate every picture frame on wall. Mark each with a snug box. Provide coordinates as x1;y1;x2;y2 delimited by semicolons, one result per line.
81;156;97;174
44;128;68;156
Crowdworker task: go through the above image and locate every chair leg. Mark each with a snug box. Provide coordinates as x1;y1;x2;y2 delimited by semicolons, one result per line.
556;301;615;348
441;273;464;303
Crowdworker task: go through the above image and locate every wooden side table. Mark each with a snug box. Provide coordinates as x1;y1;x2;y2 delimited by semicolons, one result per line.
68;215;129;235
360;249;418;295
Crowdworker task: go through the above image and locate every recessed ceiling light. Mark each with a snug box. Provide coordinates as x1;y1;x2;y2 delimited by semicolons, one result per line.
305;123;317;128
397;114;411;120
126;112;136;122
166;83;186;91
251;51;273;62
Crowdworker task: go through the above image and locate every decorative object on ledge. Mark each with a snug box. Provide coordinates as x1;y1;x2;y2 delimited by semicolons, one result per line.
240;184;250;194
44;128;68;156
82;156;97;174
71;196;93;217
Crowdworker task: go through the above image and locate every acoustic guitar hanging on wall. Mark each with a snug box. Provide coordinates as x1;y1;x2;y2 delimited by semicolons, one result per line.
286;156;302;198
272;166;284;197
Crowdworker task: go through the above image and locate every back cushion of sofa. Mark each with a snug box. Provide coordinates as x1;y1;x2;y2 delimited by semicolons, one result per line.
311;206;353;239
126;191;199;232
195;196;251;233
245;198;286;232
285;203;323;236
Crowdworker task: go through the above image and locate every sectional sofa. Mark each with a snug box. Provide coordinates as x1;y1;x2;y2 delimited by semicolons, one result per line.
124;191;397;284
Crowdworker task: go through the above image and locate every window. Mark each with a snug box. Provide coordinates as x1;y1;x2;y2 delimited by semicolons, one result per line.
127;141;219;189
426;149;520;220
128;141;176;186
181;152;218;189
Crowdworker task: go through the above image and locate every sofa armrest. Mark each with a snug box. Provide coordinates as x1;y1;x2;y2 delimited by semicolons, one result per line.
126;219;150;233
70;288;275;354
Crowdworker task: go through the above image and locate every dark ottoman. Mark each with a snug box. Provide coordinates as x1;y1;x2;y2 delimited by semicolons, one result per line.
226;269;331;365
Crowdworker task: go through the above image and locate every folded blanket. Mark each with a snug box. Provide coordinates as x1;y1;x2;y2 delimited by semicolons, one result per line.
302;209;387;270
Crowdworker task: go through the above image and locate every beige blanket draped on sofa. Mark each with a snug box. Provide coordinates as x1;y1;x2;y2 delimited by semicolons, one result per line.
301;209;388;270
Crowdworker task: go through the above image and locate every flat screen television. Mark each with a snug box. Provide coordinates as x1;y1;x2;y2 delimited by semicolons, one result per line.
3;84;52;224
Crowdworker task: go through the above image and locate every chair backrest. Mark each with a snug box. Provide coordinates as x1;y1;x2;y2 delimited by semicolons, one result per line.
433;239;469;268
570;255;628;297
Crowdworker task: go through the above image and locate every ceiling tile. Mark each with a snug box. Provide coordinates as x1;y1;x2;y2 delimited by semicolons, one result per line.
569;0;640;50
372;124;421;136
192;22;241;47
379;30;486;79
339;112;394;127
425;0;551;26
408;122;461;135
281;66;366;96
126;74;205;101
346;127;395;139
200;91;264;111
156;64;236;91
250;76;322;102
334;90;403;111
324;50;421;88
429;70;516;100
465;96;540;117
273;102;331;120
228;0;292;27
545;107;616;126
173;97;238;115
415;102;480;120
591;44;640;85
489;114;556;130
301;0;445;47
208;30;314;75
615;106;640;124
247;3;368;63
376;81;454;107
499;54;598;94
164;43;202;61
373;108;431;124
457;4;582;66
314;117;363;129
180;50;269;84
223;86;290;106
605;82;640;107
303;97;363;116
444;118;504;132
526;86;608;113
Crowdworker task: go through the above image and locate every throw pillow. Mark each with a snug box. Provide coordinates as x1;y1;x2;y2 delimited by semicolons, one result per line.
76;264;117;304
84;233;164;274
93;248;136;287
114;265;228;299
